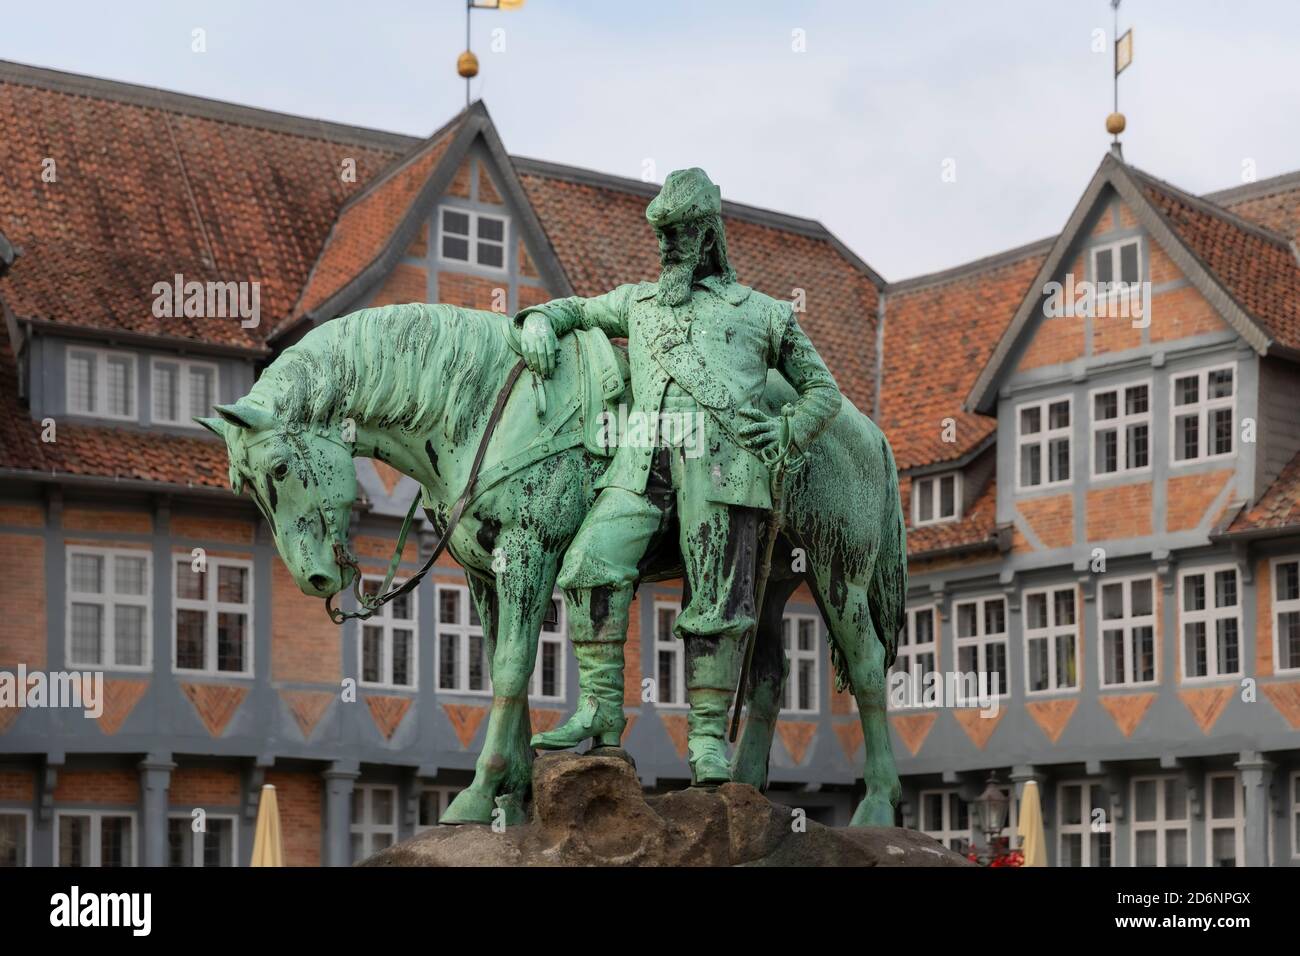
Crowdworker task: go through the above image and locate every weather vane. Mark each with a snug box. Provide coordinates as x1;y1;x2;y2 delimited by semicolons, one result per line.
1108;0;1134;156
458;0;526;107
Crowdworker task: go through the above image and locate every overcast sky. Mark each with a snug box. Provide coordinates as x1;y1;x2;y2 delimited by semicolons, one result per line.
4;0;1298;281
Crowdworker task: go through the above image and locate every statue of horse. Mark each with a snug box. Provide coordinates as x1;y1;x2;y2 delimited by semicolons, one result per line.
200;302;907;826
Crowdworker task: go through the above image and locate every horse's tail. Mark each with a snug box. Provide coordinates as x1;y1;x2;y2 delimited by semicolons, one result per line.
868;433;908;669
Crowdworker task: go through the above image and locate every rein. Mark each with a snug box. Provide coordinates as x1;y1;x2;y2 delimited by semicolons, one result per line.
326;359;528;624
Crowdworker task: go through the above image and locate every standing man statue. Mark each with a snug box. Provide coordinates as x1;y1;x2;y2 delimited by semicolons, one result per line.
514;168;842;785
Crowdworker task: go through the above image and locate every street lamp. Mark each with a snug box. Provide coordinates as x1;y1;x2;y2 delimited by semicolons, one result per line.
971;771;1010;858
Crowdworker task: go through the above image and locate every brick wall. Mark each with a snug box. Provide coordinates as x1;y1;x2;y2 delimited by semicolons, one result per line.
1148;285;1228;343
439;271;505;311
1086;484;1152;540
1256;556;1273;678
0;770;34;801
264;771;321;866
169;515;255;544
271;562;340;683
62;508;151;534
0;533;46;669
169;768;242;807
53;769;140;804
1166;470;1232;532
1018;494;1074;549
1018;315;1085;370
370;262;428;307
0;504;43;528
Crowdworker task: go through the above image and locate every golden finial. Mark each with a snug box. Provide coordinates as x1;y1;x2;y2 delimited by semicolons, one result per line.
457;50;479;79
1105;112;1126;136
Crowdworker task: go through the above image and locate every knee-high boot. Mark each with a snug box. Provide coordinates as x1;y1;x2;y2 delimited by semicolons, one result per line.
685;635;742;786
530;585;630;750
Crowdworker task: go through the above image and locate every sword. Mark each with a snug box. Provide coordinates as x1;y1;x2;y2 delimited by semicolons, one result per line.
729;404;797;743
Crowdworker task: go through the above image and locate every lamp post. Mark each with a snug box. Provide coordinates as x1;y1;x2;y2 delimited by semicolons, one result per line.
970;771;1011;866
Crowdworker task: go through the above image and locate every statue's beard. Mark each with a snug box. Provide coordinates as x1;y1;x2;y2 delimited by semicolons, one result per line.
656;255;698;307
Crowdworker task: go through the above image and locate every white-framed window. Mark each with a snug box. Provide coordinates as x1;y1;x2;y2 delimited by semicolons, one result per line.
1098;574;1157;687
67;547;151;671
1205;771;1243;867
415;786;461;832
0;810;32;867
919;789;971;854
653;602;686;707
359;577;417;689
1024;586;1079;694
1179;565;1241;680
55;811;136;867
436;584;489;694
66;347;136;421
1091;236;1142;286
912;472;961;526
1016;395;1072;490
174;556;253;676
1171;364;1235;465
530;596;566;701
1292;771;1300;860
890;605;937;709
782;613;820;714
1131;776;1190;866
152;357;218;427
1090;381;1151;477
351;784;398;862
167;813;237;867
1271;557;1300;675
1057;781;1112;867
953;595;1009;700
438;206;508;270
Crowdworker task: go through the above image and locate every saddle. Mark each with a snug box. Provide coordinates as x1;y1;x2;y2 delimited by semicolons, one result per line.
571;327;628;457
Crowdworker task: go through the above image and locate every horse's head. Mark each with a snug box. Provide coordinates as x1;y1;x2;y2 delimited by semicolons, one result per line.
199;398;358;598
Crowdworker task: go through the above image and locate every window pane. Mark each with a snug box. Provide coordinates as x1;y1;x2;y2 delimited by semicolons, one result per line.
113;605;145;667
476;242;504;268
176;609;207;670
1176;414;1198;460
1166;777;1188;820
217;565;247;604
392;629;413;687
106;356;133;417
442;210;470;236
1049;401;1070;429
1049;437;1070;482
916;478;933;522
1167;829;1188;867
1125;384;1148;414
363;627;383;683
1061;785;1082;826
540;640;558;697
1028;637;1049;692
59;816;91;867
1134;780;1157;822
391;590;413;621
1211;407;1233;455
1135;830;1157;866
1094;391;1118;421
1185;622;1208;677
1102;630;1124;685
205;818;234;867
1054;588;1076;626
1174;376;1198;406
1020;406;1041;435
370;789;394;826
439;634;458;689
1135;626;1155;682
956;603;977;638
1095;428;1117;474
798;618;816;651
1210;776;1236;819
441;236;469;261
69;353;95;412
1183;574;1206;612
1126;422;1149;469
1056;632;1077;687
1020;443;1041;487
216;612;247;672
914;609;933;645
439;590;459;624
468;635;486;690
70;604;103;665
1119;242;1139;283
0;815;27;867
71;554;104;594
1026;593;1048;630
1094;248;1114;284
1101;583;1124;620
115;556;147;596
177;563;205;601
154;362;179;421
1208;368;1233;399
1276;561;1299;602
1131;579;1153;616
477;217;504;242
1214;570;1237;608
100;816;132;867
938;475;956;517
167;818;192;867
1216;618;1239;675
189;366;214;417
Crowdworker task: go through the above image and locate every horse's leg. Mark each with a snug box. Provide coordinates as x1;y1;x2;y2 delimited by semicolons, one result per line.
442;535;555;825
731;574;799;790
809;573;901;827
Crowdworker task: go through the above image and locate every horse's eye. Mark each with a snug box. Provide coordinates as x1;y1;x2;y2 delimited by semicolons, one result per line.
272;461;289;481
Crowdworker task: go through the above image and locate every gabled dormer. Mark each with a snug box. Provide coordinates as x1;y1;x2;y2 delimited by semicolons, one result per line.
966;153;1300;565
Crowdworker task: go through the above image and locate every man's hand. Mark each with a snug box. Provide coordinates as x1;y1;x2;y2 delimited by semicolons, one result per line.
737;406;784;462
519;312;559;378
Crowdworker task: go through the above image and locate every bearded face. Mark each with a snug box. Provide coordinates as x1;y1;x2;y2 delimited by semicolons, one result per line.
655;221;709;307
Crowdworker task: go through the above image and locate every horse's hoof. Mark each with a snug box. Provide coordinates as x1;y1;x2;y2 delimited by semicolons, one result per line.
850;796;896;827
440;788;496;825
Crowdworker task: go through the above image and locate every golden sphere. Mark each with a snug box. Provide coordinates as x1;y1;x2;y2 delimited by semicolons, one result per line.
1106;112;1127;135
457;50;479;79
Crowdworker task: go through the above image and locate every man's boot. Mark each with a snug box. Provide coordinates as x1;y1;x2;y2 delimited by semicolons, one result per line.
531;586;629;750
685;636;742;786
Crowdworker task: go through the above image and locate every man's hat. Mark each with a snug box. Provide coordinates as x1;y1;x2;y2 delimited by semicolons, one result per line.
646;168;722;228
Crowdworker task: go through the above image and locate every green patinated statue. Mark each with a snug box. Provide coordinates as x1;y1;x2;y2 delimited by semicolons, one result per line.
516;169;841;784
201;167;909;829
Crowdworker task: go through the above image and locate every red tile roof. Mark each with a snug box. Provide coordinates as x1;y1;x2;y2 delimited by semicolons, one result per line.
879;245;1048;471
0;62;407;350
293;120;462;320
517;168;883;412
1135;169;1300;353
1225;449;1300;536
904;477;999;558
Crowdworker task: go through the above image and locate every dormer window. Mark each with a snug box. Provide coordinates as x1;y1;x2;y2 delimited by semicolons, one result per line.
1092;238;1141;285
67;347;136;421
439;206;507;270
152;357;218;427
912;472;961;526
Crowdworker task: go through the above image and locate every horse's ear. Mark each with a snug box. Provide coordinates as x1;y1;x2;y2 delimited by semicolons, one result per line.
215;401;275;431
195;416;229;439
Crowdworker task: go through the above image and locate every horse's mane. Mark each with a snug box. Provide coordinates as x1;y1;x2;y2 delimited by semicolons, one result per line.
251;303;513;445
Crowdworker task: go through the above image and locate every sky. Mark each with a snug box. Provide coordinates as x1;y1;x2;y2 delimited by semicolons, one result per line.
3;0;1298;281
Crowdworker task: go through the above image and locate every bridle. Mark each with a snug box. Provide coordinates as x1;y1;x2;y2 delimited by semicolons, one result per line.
325;359;527;623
